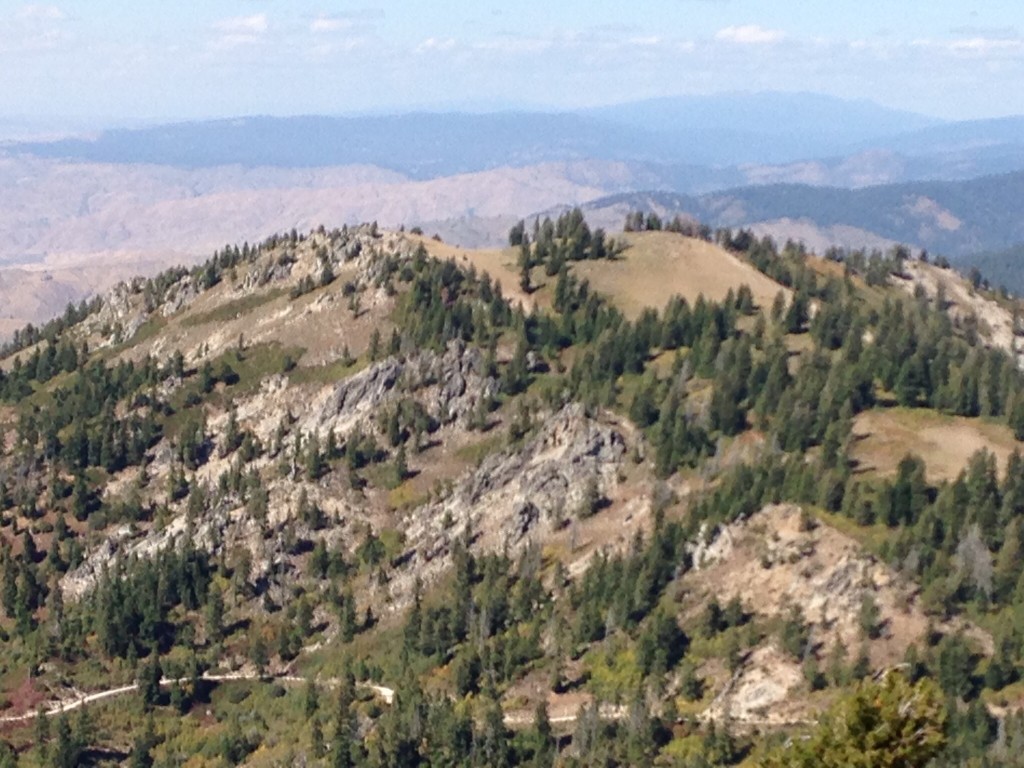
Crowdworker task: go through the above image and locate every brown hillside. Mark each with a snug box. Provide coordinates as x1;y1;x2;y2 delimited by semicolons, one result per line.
852;407;1018;482
574;231;789;318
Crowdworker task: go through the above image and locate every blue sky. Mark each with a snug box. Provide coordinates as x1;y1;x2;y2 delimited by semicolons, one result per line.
2;1;1023;125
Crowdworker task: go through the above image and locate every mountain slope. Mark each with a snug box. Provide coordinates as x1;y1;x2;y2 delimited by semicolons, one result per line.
0;216;1021;765
5;93;942;173
574;171;1024;260
8;113;652;177
587;91;941;164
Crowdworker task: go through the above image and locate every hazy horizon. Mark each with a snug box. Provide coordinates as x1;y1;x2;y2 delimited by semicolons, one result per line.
0;91;938;134
3;1;1023;127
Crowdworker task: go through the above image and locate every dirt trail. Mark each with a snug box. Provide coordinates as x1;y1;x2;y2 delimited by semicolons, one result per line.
0;670;617;729
0;673;395;724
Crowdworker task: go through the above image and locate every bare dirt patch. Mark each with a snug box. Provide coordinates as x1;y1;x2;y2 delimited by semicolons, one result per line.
688;505;929;670
680;504;991;724
852;407;1018;482
896;260;1021;365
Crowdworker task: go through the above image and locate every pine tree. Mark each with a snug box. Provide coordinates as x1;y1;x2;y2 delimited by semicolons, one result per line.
341;588;357;642
780;605;810;660
251;633;268;677
311;717;325;758
205;588;224;643
530;700;555;767
760;673;945;768
52;714;80;768
393;444;408;486
368;329;382;361
139;653;162;710
305;431;325;480
1010;395;1024;441
129;715;157;768
476;694;511;768
304;678;320;718
858;593;881;639
222;405;241;457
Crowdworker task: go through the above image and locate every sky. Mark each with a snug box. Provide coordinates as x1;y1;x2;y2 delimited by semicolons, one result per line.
2;0;1024;127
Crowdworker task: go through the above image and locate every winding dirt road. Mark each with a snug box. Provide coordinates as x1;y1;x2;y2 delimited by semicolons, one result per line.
0;673;395;724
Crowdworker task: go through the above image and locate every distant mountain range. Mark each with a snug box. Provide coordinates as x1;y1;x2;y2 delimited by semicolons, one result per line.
0;92;946;174
584;91;940;164
562;171;1024;290
586;172;1024;251
3;90;1024;315
6;92;1024;191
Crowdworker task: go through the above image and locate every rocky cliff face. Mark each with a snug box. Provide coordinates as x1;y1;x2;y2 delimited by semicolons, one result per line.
301;340;499;437
389;404;628;603
689;504;991;724
56;226;632;612
62;394;631;614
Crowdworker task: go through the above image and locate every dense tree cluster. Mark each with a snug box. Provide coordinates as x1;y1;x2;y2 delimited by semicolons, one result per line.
623;210;713;240
509;208;619;292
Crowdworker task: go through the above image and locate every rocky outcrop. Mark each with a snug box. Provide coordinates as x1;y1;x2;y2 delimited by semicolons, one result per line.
159;276;201;317
81;282;149;346
242;259;293;291
897;260;1024;369
301;340;500;437
702;644;807;726
691;504;903;636
389;404;628;606
309;357;406;434
61;502;237;599
57;231;629;619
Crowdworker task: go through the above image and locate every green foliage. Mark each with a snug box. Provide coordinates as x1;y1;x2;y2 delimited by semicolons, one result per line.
759;673;946;768
858;593;882;640
779;605;810;661
514;208;618;275
3;220;1024;765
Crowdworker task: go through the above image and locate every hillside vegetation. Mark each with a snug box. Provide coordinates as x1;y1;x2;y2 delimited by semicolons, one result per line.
573;173;1024;268
0;211;1022;765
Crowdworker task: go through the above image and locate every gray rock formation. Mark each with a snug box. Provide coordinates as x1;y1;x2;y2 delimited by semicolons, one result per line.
391;403;627;607
302;340;500;437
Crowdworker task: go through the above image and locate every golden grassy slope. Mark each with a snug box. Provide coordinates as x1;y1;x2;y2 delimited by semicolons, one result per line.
572;231;789;318
852;407;1019;482
431;230;791;321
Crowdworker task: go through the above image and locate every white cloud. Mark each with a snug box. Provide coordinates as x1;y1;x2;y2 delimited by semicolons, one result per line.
211;13;268;49
415;37;456;54
311;15;353;34
715;24;784;45
472;36;553;54
307;37;368;58
628;35;663;47
214;14;267;35
948;36;1024;55
909;35;1024;59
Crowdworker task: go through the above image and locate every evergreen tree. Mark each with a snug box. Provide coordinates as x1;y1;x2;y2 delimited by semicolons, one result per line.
129;716;157;768
759;673;945;768
52;714;81;768
139;652;162;710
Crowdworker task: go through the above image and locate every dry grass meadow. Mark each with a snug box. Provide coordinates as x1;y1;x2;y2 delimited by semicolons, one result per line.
851;407;1019;482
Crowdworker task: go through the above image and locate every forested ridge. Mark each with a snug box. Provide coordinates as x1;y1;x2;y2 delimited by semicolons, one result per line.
0;211;1019;766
